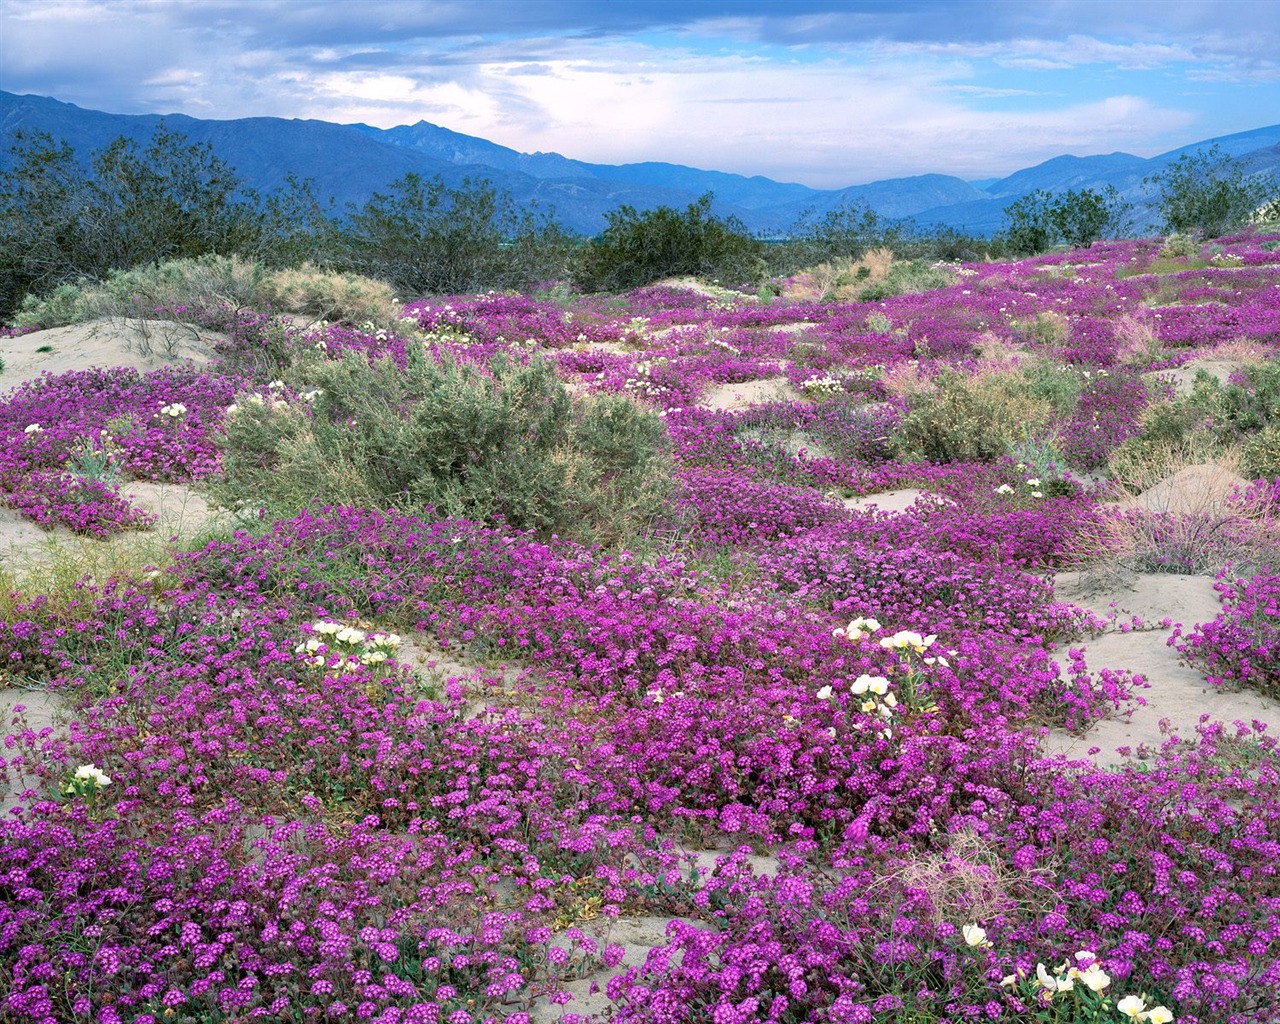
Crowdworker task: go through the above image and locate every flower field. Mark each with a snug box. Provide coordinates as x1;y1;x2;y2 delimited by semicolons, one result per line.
3;234;1280;1023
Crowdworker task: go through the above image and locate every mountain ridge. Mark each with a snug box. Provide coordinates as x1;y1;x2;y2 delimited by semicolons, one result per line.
2;90;1277;236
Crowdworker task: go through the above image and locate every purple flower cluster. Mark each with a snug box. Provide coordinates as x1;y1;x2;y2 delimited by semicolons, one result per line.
3;232;1280;1022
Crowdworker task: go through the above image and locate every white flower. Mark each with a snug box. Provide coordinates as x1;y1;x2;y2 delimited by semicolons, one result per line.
1036;962;1073;993
1115;995;1147;1019
158;402;187;418
1031;491;1044;499
1146;1007;1174;1024
24;423;44;435
816;685;833;700
335;626;367;645
961;923;991;948
1025;477;1041;486
73;764;112;788
311;621;342;636
994;483;1013;495
1077;963;1111;992
268;379;285;390
851;674;887;695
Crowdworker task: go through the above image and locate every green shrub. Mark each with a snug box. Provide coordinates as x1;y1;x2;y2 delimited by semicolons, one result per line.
1243;425;1280;480
211;349;673;547
10;255;402;332
897;371;1051;463
257;264;400;327
1147;145;1272;239
1158;233;1200;258
1190;364;1280;439
1019;358;1084;414
12;281;92;329
12;254;266;328
856;259;953;301
575;193;766;292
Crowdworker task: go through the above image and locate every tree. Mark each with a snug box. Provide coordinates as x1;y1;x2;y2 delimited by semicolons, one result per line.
86;125;261;269
1051;186;1130;247
342;173;514;296
0;130;91;313
0;123;261;318
999;190;1058;255
998;186;1131;255
1147;145;1271;238
575;192;765;291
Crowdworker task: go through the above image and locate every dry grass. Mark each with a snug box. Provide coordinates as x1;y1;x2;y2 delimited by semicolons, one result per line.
870;829;1060;926
1074;449;1280;579
258;265;401;327
781;248;896;302
1115;314;1162;367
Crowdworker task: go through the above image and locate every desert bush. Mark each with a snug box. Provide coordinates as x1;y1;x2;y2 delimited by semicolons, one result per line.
998;187;1130;255
897;370;1051;463
10;255;404;333
1243;425;1280;481
10;281;91;329
1147;145;1273;239
0;125;263;320
1158;233;1200;258
575;193;766;292
11;254;267;329
1190;363;1280;440
1018;358;1084;414
211;349;673;547
256;264;400;326
856;257;954;300
1107;402;1219;487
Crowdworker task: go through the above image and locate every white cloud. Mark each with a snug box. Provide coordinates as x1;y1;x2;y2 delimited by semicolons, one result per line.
0;0;1272;187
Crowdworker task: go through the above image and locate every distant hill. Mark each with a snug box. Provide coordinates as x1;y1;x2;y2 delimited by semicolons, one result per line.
2;90;1277;237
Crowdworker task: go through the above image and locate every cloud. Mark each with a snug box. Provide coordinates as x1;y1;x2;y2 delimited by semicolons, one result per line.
0;0;1274;187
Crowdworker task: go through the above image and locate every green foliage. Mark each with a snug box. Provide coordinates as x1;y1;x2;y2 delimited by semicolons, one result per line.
998;187;1130;255
0;124;263;320
897;371;1052;463
338;173;574;297
1191;363;1280;438
856;259;954;300
341;173;506;296
1019;359;1085;415
1158;233;1200;258
575;193;766;291
256;264;401;326
1147;145;1272;239
10;254;402;332
1243;425;1280;480
999;190;1058;256
773;202;887;268
211;350;673;547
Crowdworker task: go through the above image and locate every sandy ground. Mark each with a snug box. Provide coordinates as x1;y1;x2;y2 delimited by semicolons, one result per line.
697;375;800;411
842;487;928;513
1;317;221;395
1108;462;1254;516
1043;571;1279;765
1147;358;1245;397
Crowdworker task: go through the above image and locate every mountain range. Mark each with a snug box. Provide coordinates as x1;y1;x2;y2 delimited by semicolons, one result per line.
2;90;1277;237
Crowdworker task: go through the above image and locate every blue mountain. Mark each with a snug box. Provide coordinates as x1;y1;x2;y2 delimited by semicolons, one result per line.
1;90;1276;237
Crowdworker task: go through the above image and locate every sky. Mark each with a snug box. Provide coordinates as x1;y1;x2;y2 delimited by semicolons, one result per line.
1;0;1278;188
